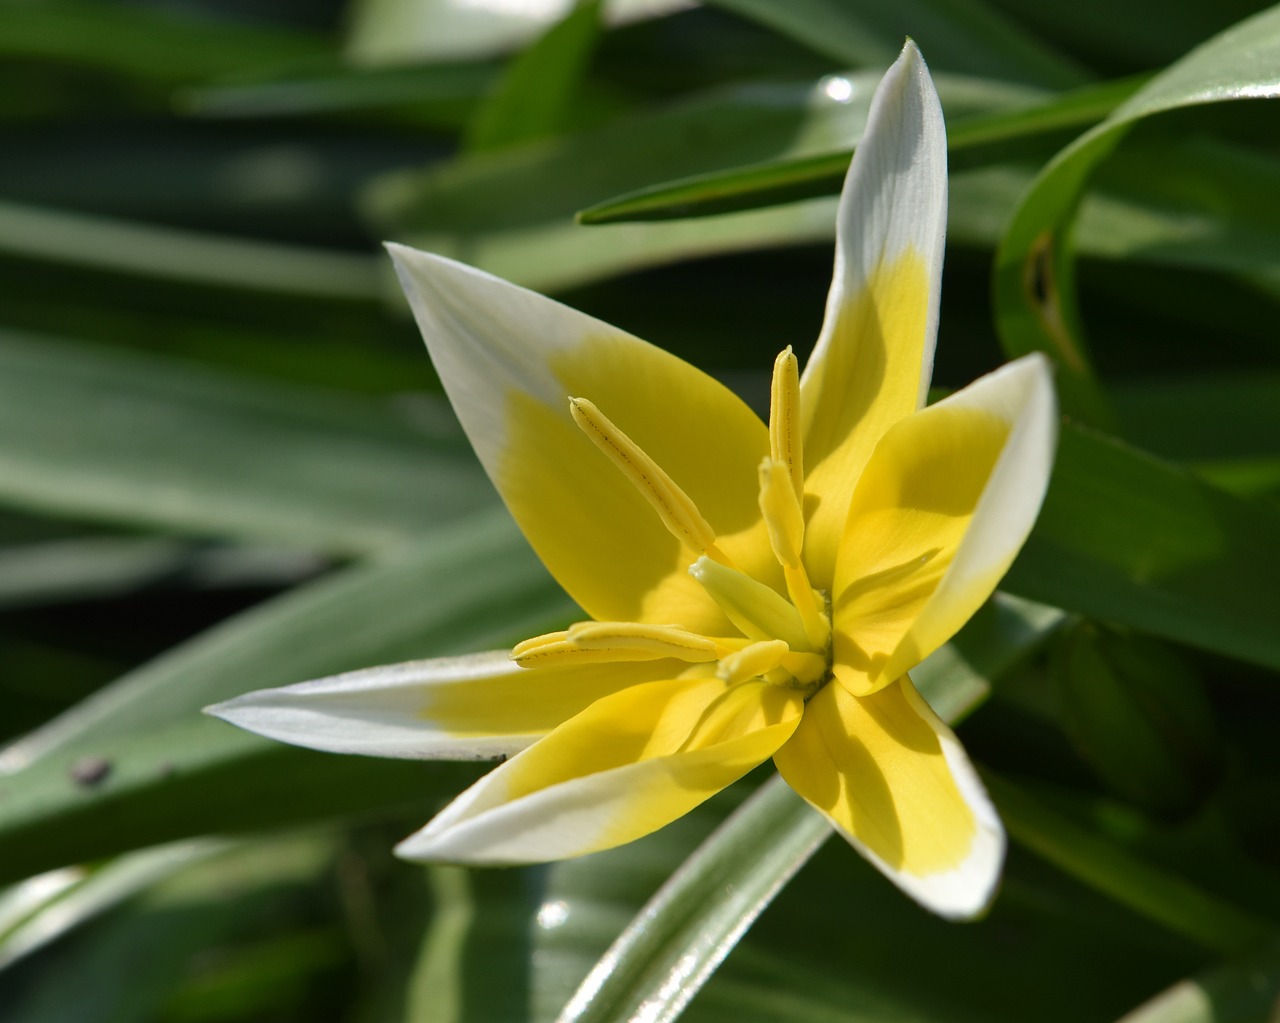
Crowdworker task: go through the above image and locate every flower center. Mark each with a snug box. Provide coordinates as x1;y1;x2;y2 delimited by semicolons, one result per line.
511;348;832;698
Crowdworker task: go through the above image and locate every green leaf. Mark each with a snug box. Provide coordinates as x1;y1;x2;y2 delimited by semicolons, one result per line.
1115;938;1280;1023
180;60;499;119
0;0;328;84
1;512;562;767
1006;423;1280;672
701;0;1089;87
0;537;320;612
346;0;685;64
993;5;1280;426
0;834;340;1023
0;201;381;299
368;72;1040;291
985;772;1274;954
577;75;1144;224
0;840;229;969
0;515;574;882
466;0;603;152
0;330;490;555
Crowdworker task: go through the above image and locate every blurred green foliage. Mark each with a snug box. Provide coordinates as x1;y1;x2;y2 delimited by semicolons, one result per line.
1;1;1279;1021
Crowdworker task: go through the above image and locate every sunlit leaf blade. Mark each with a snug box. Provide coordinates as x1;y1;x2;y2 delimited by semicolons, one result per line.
368;72;1040;290
1007;423;1280;671
578;75;1145;224
1115;938;1280;1023
701;0;1089;87
466;0;603;152
556;777;828;1023
0;201;381;299
985;772;1274;954
993;4;1280;425
0;331;490;555
0;834;340;1022
0;513;565;770
346;0;687;64
0;717;480;887
553;595;1064;1023
0;537;320;612
0;841;228;969
181;60;499;119
0;0;328;83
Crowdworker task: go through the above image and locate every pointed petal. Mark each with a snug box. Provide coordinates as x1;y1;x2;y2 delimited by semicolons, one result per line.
396;676;804;863
830;354;1056;695
774;676;1003;919
799;42;947;582
387;244;774;633
206;652;673;760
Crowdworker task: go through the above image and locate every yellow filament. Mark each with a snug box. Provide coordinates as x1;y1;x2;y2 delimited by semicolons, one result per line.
689;556;810;651
758;458;804;568
569;397;725;559
769;347;804;501
718;639;789;683
784;565;831;652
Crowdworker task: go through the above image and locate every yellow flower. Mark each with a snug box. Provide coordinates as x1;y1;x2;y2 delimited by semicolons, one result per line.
210;42;1055;919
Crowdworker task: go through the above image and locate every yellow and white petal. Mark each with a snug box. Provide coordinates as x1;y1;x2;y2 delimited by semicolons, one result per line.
387;244;772;632
205;652;673;760
774;676;1003;919
799;42;947;581
396;675;804;864
830;354;1056;695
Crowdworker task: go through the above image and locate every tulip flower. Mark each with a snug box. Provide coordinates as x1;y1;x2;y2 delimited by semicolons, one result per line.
210;42;1056;919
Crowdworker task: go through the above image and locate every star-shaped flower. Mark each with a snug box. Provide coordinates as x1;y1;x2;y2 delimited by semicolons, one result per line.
210;42;1056;919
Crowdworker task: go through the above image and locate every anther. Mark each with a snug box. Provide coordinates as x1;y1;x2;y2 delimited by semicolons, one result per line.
769;347;804;501
569;397;727;560
512;623;719;668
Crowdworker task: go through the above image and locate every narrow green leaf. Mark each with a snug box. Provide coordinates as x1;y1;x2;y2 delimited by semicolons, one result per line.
346;0;684;65
0;841;229;969
0;330;490;555
0;538;320;612
993;5;1280;425
0;201;381;300
0;834;339;1022
577;75;1143;224
368;73;1039;291
1116;938;1280;1023
0;0;328;83
0;516;575;881
181;60;499;119
0;718;477;887
701;0;1089;87
466;0;602;152
985;772;1274;954
1007;423;1280;672
0;512;563;769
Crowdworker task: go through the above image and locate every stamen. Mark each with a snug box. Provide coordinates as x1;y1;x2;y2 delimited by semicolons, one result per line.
566;622;719;661
759;458;829;650
570;397;729;561
769;347;804;501
689;556;810;651
758;458;804;568
718;640;789;684
512;623;718;668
